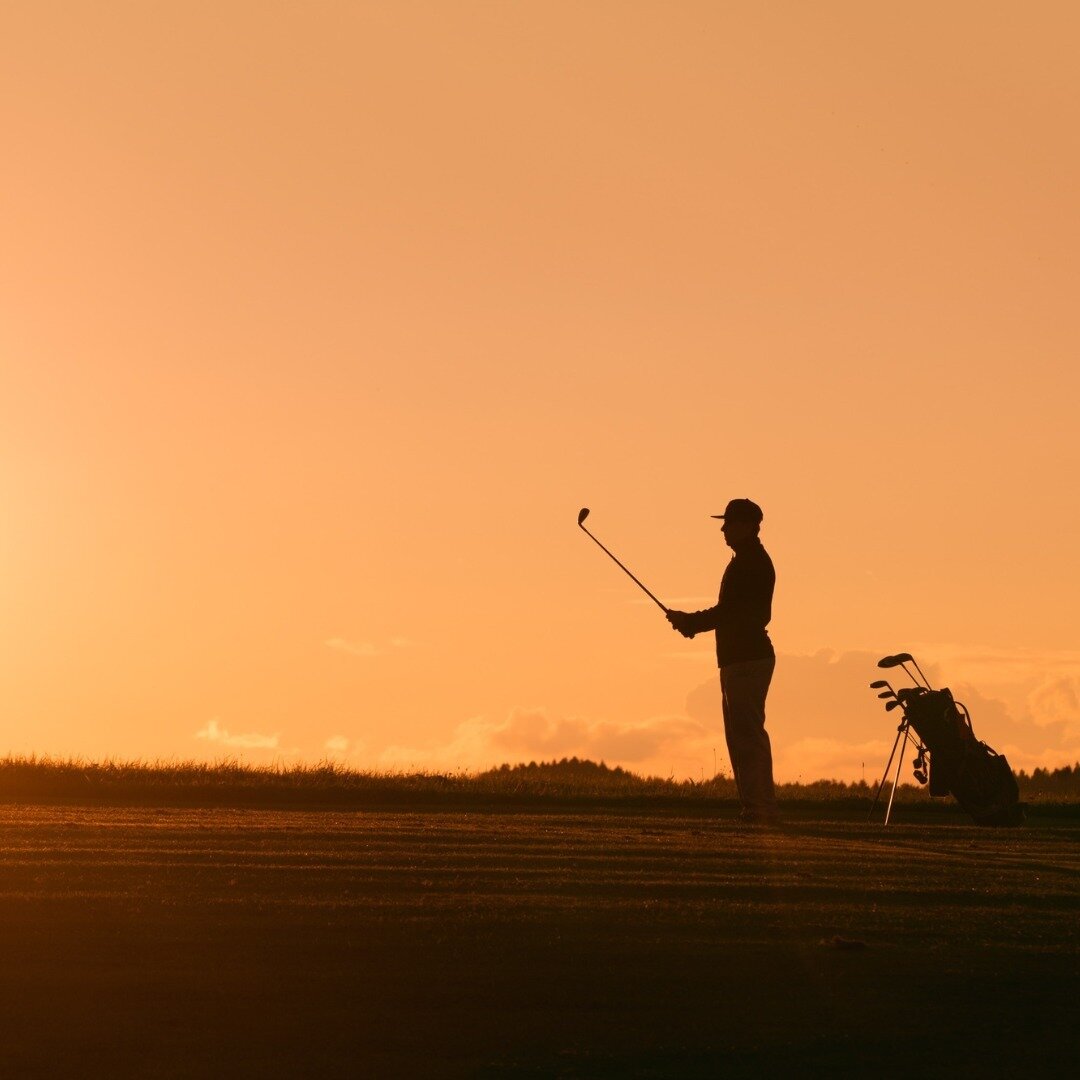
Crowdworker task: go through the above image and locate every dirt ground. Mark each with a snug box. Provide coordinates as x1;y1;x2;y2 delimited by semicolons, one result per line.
0;805;1076;1078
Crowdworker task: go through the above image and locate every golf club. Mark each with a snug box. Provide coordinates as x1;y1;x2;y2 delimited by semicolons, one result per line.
877;654;907;671
868;659;936;825
577;508;668;612
892;652;932;688
877;653;931;689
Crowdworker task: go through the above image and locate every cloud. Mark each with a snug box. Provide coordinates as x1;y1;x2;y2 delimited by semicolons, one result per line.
374;648;1080;783
378;707;717;778
324;638;381;658
901;643;1080;680
630;595;715;608
489;707;709;763
319;735;368;762
195;718;279;750
1028;676;1080;738
325;637;415;658
680;647;1080;780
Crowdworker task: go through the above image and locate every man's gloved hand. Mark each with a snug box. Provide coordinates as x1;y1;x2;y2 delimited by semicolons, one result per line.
666;610;695;638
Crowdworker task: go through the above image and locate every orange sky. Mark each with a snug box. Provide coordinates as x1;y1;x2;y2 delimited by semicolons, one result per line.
3;2;1079;781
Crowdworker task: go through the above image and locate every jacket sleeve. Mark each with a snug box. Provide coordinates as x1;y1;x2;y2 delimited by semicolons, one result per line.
682;605;723;635
683;554;773;636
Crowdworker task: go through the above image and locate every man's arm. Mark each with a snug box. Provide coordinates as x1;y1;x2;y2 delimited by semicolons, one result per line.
668;552;773;638
666;605;720;638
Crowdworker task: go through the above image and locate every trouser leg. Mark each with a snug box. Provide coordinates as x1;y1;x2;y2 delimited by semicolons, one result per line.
720;657;778;818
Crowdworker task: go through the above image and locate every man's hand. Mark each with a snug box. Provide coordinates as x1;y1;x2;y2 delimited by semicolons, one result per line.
666;610;695;639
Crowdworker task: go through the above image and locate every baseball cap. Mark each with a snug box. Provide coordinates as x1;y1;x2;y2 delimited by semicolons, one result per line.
711;499;763;524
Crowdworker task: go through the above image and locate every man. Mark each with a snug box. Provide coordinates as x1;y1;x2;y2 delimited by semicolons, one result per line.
667;499;779;825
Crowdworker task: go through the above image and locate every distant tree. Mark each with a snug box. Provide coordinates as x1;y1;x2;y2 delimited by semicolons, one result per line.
1015;763;1080;798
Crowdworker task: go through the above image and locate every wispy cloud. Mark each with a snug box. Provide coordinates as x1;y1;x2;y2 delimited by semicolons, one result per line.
842;642;1080;688
629;596;714;607
324;637;415;658
1028;676;1080;738
195;718;279;750
325;638;380;658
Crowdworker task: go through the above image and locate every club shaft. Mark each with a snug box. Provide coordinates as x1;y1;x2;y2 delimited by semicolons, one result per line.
911;659;932;688
899;662;929;689
579;525;667;611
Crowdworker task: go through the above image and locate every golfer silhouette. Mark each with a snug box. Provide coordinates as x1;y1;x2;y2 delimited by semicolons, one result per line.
666;499;779;825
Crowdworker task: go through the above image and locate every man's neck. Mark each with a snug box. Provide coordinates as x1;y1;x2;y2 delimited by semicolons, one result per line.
729;535;760;554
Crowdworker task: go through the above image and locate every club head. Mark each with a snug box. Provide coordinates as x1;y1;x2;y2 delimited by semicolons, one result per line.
577;507;590;526
892;652;914;664
869;680;890;690
877;655;906;669
885;700;901;711
877;690;895;699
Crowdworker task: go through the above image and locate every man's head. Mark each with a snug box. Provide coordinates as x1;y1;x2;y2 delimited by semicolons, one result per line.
712;499;763;548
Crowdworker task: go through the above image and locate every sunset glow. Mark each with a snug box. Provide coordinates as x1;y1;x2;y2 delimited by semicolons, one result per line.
3;2;1078;780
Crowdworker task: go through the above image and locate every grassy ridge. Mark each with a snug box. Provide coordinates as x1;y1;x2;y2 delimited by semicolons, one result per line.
1;755;1077;811
0;755;744;807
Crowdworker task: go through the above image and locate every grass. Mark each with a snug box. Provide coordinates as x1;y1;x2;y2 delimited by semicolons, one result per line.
1;754;1077;815
0;803;1077;1077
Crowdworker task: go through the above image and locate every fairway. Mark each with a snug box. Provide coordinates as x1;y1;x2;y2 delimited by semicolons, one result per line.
1;806;1077;1078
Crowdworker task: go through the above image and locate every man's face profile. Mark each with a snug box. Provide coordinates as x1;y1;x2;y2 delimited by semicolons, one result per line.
721;518;757;548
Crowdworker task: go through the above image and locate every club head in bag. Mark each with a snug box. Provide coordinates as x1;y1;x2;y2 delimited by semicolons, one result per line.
877;652;930;689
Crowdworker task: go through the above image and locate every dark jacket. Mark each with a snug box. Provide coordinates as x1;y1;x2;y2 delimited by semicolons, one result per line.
682;538;775;667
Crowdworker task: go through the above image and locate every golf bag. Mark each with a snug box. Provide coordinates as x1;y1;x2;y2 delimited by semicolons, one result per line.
896;687;1023;826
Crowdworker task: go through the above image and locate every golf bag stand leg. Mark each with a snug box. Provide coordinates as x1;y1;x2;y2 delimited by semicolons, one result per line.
868;717;911;824
883;724;913;826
